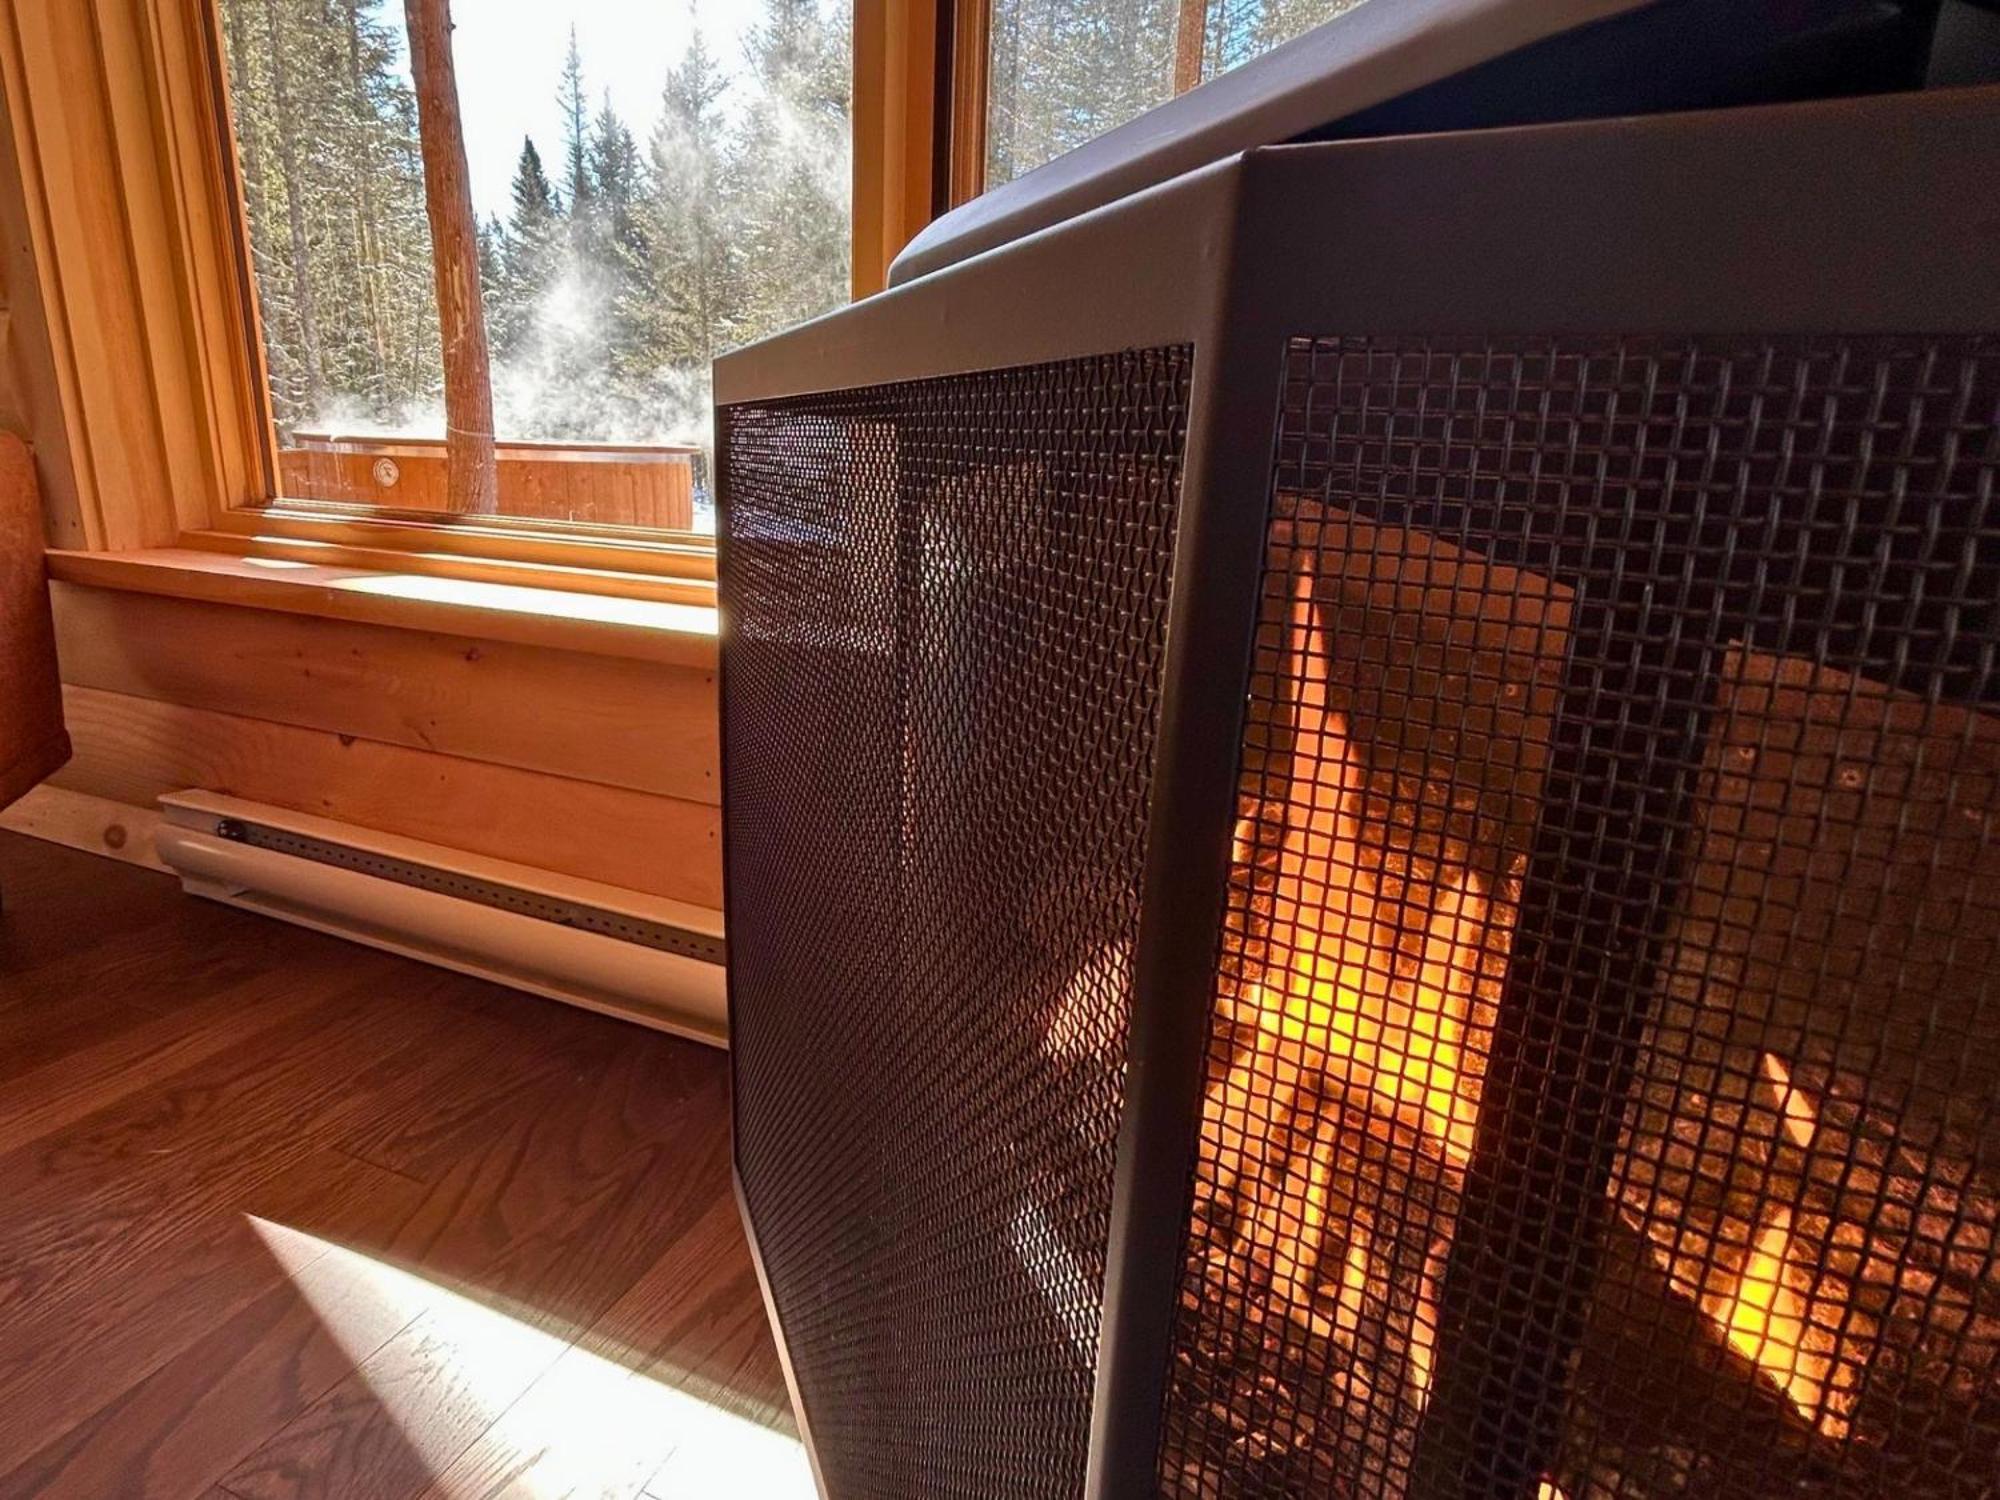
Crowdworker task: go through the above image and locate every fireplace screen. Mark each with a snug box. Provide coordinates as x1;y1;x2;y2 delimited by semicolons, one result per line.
1158;334;2000;1499
722;349;1194;1498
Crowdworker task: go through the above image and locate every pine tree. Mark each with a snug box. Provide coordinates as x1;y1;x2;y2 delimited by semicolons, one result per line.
731;0;851;341
222;0;438;434
260;0;328;416
494;136;558;356
984;0;1178;184
625;27;734;374
217;0;861;460
477;212;507;343
589;94;643;249
510;137;559;235
556;28;593;220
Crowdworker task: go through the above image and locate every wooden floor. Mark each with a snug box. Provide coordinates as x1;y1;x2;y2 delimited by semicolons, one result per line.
0;831;805;1500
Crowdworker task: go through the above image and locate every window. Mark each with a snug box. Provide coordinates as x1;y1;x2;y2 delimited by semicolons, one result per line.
215;0;854;534
981;0;1370;190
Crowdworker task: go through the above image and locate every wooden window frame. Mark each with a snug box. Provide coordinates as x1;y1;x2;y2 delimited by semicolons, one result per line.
0;0;963;616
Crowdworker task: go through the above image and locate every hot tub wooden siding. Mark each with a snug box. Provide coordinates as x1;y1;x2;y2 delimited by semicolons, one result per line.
279;433;699;530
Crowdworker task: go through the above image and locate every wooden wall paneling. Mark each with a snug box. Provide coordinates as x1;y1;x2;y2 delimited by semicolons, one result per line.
49;685;722;909
49;585;720;806
0;170;79;541
0;1;217;548
0;0;136;547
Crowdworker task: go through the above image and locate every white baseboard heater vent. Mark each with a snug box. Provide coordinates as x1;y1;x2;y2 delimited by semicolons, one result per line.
155;790;727;1047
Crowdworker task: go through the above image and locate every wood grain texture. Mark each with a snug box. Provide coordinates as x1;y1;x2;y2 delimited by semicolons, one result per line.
45;549;720;670
404;0;496;517
851;0;939;298
0;831;796;1500
49;683;723;907
278;440;696;530
0;0;260;548
50;583;720;805
0;781;168;870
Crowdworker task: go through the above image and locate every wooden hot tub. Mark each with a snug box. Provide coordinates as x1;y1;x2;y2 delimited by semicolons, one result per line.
279;431;699;530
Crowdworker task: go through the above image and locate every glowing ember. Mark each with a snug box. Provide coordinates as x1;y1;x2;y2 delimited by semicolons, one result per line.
1762;1052;1818;1152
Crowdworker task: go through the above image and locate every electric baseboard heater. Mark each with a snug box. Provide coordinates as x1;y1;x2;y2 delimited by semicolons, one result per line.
156;792;728;1045
714;1;2000;1494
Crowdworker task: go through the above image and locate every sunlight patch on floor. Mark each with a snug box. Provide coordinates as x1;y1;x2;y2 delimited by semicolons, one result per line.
248;1216;815;1499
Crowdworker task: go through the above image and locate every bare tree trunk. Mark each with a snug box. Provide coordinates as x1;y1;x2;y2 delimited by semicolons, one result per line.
1174;0;1208;93
405;0;497;514
261;0;327;415
341;0;393;404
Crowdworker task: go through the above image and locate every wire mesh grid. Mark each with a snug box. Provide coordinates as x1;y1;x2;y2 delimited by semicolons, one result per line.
1160;334;2000;1500
721;347;1192;1499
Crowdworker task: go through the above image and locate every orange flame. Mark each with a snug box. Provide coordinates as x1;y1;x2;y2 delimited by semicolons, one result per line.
1240;573;1487;1167
1209;569;1503;1422
1704;1055;1854;1440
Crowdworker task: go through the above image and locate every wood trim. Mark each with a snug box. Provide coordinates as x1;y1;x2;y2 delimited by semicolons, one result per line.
131;0;269;510
852;0;943;297
947;0;991;208
46;547;719;670
210;505;718;580
50;583;720;806
0;0;263;549
179;528;717;609
0;783;168;872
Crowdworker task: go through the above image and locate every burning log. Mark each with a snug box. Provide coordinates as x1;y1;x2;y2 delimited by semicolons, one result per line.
1164;515;2000;1498
1165;513;1559;1497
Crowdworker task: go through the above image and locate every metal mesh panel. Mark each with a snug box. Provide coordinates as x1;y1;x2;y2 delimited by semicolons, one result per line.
1161;334;2000;1500
721;348;1192;1499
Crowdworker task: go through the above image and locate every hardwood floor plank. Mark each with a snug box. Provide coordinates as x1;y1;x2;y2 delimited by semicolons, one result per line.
0;1236;427;1500
0;961;372;1158
0;960;460;1321
0;831;229;980
326;982;670;1187
0;1148;428;1488
418;1189;800;1500
0;986;152;1085
218;1048;744;1500
218;1287;573;1500
0;832;784;1499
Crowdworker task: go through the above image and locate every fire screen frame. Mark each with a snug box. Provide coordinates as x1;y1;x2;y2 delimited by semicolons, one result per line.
715;86;2000;1500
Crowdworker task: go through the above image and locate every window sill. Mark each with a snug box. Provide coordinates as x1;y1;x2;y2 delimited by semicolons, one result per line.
214;503;717;583
47;547;720;669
